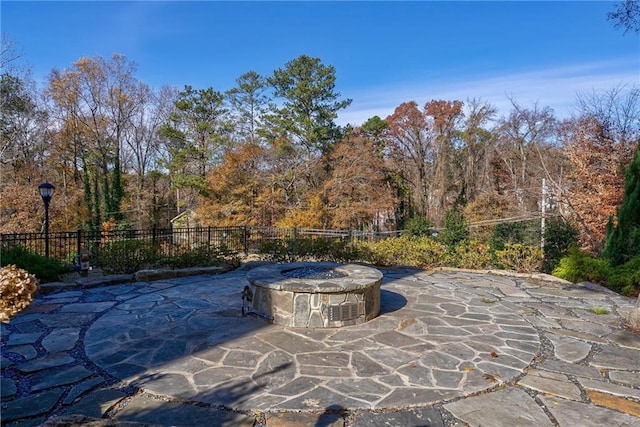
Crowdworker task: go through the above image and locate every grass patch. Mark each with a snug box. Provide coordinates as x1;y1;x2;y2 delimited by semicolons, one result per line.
588;307;610;315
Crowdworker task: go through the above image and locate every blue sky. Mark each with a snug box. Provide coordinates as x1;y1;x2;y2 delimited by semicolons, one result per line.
2;1;639;126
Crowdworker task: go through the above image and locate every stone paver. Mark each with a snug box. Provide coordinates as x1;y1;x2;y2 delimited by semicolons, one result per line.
1;264;639;426
41;328;80;353
539;395;640;427
113;394;255;426
517;369;582;400
445;387;554;426
61;388;128;418
352;407;444;427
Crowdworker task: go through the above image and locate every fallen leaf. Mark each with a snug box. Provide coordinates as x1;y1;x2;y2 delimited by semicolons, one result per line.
490;351;499;358
483;373;502;383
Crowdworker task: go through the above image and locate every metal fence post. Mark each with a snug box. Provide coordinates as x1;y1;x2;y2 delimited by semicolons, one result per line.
76;228;82;260
243;225;249;255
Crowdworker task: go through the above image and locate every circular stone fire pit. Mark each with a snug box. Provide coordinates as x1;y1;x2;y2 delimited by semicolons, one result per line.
247;262;382;328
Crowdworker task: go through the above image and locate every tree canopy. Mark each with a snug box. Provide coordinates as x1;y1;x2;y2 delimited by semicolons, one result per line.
1;46;638;260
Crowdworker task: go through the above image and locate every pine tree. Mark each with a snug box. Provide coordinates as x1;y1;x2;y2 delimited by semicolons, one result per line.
603;144;640;266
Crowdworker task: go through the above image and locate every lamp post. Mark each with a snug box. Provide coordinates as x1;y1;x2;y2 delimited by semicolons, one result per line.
38;182;55;258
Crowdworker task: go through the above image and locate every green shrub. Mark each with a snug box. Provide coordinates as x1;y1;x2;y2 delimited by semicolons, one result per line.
542;218;579;273
316;239;362;263
258;238;361;263
495;243;544;273
552;247;610;284
438;209;469;247
288;238;320;260
0;245;69;283
361;236;447;267
164;244;238;269
258;239;293;262
258;238;317;262
488;220;539;251
403;216;433;237
97;240;239;274
97;240;159;274
445;240;495;269
606;256;640;296
553;249;639;296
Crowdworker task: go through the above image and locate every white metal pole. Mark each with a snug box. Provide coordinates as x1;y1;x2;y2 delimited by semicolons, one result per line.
541;178;546;252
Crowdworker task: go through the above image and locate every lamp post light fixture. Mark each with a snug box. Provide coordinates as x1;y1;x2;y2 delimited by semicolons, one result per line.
38;182;55;258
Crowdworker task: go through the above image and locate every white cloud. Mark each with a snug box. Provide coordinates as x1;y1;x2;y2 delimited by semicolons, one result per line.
337;56;640;126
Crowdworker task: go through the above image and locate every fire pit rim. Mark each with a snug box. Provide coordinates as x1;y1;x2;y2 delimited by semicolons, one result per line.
246;262;382;293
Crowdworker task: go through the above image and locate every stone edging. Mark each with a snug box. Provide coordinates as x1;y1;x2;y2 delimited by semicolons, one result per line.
430;266;573;284
38;264;235;294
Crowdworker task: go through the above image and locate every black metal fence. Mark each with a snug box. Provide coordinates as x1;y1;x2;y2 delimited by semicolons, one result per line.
0;226;401;267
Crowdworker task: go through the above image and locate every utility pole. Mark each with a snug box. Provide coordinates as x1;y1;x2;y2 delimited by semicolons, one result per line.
541;178;546;252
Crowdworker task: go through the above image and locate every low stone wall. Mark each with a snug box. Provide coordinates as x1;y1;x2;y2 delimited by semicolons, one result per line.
134;266;228;282
247;262;382;328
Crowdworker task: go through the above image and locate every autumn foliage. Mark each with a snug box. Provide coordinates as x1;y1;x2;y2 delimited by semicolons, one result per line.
2;46;639;264
561;116;635;252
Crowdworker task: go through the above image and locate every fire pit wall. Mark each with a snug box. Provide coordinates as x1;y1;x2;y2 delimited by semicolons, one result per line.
247;262;382;328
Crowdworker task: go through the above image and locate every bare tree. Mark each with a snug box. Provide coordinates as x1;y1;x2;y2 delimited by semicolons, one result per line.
608;0;640;34
1;33;23;71
122;84;176;228
494;99;558;212
458;99;497;203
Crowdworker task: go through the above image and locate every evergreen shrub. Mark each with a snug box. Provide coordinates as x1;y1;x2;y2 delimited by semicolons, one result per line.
0;245;69;283
445;240;494;269
553;249;639;296
98;240;159;274
438;209;469;247
258;239;294;262
495;243;544;273
360;236;447;267
164;244;238;269
403;216;433;237
542;218;579;273
488;220;539;251
99;240;240;274
258;238;360;263
552;247;610;284
606;256;640;296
